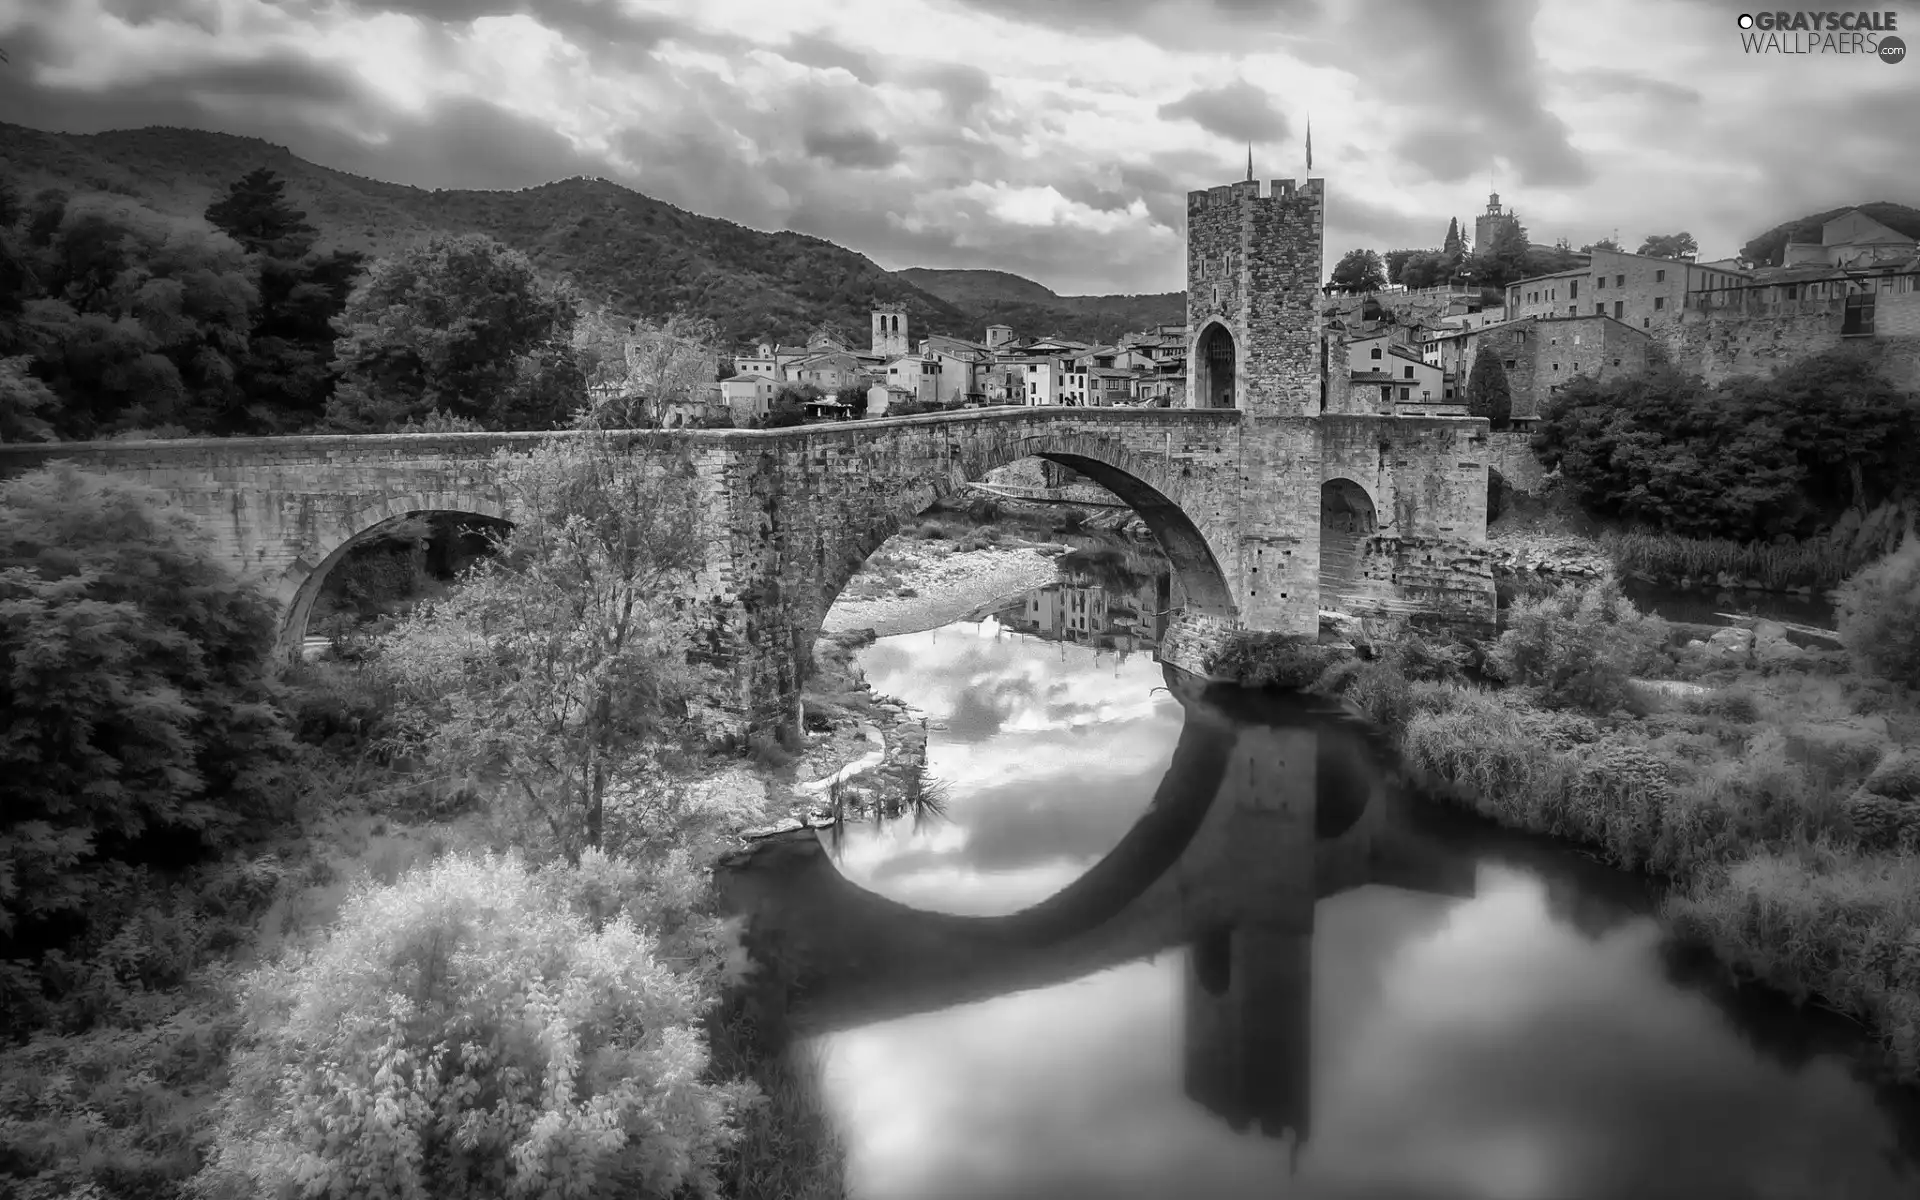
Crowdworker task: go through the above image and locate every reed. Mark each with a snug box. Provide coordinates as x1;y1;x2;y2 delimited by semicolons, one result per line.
1601;530;1859;590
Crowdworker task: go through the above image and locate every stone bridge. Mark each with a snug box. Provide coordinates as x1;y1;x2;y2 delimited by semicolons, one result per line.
0;406;1495;737
718;671;1479;1140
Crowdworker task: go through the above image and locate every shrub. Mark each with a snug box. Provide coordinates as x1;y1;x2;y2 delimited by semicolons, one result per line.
193;852;750;1200
1210;634;1345;690
1484;578;1668;712
1835;537;1920;688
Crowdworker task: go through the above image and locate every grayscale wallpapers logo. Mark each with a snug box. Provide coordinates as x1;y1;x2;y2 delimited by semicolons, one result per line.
1735;11;1905;60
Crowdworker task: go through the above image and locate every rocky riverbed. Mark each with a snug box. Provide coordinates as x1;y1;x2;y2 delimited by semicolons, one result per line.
820;539;1063;639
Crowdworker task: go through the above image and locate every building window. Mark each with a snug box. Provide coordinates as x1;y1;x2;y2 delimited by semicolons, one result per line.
1380;385;1392;403
1404;366;1414;378
1613;358;1621;366
1655;269;1666;283
1504;359;1517;369
1643;318;1651;328
1399;387;1410;400
1568;306;1576;316
1595;304;1604;315
1654;296;1665;311
1597;277;1605;289
1370;346;1382;359
1570;280;1579;299
1552;363;1560;371
1614;301;1624;318
1615;275;1625;286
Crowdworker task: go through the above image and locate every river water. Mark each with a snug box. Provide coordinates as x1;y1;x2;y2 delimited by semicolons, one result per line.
727;570;1919;1200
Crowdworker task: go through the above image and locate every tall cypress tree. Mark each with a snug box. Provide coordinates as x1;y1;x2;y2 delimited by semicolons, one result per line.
1466;342;1513;427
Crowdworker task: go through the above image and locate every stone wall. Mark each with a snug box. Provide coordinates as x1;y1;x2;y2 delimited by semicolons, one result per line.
1658;291;1920;388
1486;430;1548;494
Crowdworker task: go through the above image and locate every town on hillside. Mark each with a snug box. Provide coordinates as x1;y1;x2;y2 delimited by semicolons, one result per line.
614;192;1920;431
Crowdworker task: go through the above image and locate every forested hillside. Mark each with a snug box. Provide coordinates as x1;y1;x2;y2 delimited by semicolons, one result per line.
0;123;1172;346
898;267;1184;344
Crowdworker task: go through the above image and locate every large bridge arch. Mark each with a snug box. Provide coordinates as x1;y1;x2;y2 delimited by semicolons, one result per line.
276;490;514;660
805;428;1239;660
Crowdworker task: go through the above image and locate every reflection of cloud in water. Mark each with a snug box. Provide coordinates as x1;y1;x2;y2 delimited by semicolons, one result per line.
818;867;1917;1200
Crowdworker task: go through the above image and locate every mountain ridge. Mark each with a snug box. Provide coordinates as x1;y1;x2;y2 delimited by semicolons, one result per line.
0;122;1180;346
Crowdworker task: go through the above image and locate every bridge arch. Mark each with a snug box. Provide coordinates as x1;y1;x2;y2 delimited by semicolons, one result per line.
809;428;1238;658
276;490;514;660
1317;477;1377;613
1192;319;1237;410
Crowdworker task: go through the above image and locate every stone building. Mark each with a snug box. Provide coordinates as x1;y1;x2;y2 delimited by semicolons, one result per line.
1474;192;1518;253
1458;314;1652;421
871;306;908;357
1505;250;1752;332
1781;210;1917;270
1185;178;1326;413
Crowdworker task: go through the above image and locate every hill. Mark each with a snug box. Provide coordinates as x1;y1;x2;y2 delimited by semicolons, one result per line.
0;122;1173;348
898;267;1184;345
1737;201;1920;267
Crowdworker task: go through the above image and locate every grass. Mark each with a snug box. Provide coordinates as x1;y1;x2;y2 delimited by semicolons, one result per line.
709;1000;848;1200
1312;601;1920;1080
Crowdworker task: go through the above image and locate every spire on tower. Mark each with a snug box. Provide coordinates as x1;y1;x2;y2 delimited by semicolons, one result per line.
1246;144;1253;182
1305;117;1312;173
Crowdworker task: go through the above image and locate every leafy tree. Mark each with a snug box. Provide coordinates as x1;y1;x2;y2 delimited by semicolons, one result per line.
759;395;807;429
1398;249;1462;291
1581;237;1622;253
1465;343;1512;426
21;194;257;436
1532;350;1918;540
1328;248;1386;294
0;354;55;441
577;314;720;430
323;234;583;432
1383;248;1420;285
1636;232;1699;260
193;851;751;1200
0;466;294;942
1469;219;1533;291
378;433;713;863
1836;538;1920;688
1485;579;1669;713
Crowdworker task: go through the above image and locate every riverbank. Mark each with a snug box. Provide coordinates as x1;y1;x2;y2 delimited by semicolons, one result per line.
821;538;1063;639
1296;593;1920;1083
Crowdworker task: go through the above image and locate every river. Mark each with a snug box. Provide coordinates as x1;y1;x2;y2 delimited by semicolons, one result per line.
723;566;1918;1199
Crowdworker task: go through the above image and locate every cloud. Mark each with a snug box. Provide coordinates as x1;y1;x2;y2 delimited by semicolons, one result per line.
2;0;1914;294
1157;80;1292;145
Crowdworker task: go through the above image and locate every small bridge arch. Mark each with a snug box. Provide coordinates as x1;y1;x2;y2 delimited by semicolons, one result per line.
1192;319;1238;410
1317;477;1377;612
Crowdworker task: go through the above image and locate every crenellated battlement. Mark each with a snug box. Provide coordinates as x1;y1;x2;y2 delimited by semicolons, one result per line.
1188;177;1325;207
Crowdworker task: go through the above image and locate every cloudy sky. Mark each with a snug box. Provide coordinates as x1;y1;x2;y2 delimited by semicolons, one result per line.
1;0;1915;293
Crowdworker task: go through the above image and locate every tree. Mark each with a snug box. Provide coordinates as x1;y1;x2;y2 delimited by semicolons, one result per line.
1836;538;1920;688
20;194;258;436
323;234;583;432
1636;232;1699;260
1328;248;1386;294
1486;579;1668;712
1399;249;1459;291
1465;343;1512;426
193;851;751;1200
1470;219;1533;291
0;466;294;941
204;168;365;434
577;314;721;430
1383;248;1419;286
1581;237;1622;253
1442;217;1465;257
202;168;318;258
0;355;55;441
378;433;715;863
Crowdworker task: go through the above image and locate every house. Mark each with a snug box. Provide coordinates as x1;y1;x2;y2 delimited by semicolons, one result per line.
719;376;776;424
1339;334;1445;414
996;355;1068;405
1782;210;1918;270
1505;250;1753;332
1459;313;1653;421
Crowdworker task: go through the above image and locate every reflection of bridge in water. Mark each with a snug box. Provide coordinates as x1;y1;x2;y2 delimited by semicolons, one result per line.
720;667;1478;1147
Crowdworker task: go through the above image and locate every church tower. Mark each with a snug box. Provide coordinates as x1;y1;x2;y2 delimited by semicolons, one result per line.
1184;176;1325;416
1475;192;1516;252
871;306;908;358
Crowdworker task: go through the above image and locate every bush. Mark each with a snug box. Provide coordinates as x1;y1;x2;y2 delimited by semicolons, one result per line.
1484;578;1668;712
1835;537;1920;688
1209;633;1344;690
193;852;750;1200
